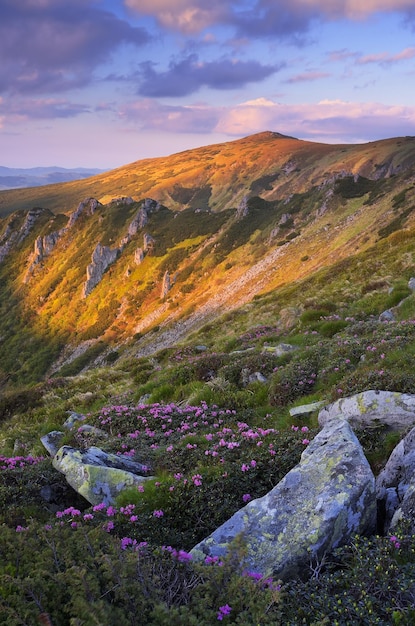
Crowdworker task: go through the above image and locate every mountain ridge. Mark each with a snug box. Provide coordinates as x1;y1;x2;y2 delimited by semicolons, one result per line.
1;131;414;217
1;131;415;385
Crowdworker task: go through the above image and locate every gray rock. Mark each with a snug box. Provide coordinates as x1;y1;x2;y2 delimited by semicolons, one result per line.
82;242;120;297
262;343;297;357
390;483;415;533
249;372;268;384
134;248;144;265
191;420;376;580
63;411;86;430
161;270;171;298
77;424;109;439
67;198;100;229
408;277;415;292
143;233;155;252
319;390;415;432
236;195;249;219
379;309;395;322
40;431;65;457
53;445;152;505
376;427;415;532
289;401;326;417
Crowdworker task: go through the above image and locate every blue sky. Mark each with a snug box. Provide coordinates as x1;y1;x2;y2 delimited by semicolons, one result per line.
1;0;415;168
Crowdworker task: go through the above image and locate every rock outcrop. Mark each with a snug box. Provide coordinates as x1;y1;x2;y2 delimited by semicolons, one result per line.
0;207;52;263
376;426;415;533
67;197;101;228
82;243;120;297
24;231;61;282
161;271;171;298
143;233;155;253
52;445;152;505
191;419;376;580
318;389;415;432
134;248;144;265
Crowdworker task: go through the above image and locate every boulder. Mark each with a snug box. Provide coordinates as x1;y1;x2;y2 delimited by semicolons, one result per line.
390;483;415;534
40;431;65;457
318;390;415;432
379;309;395;322
191;420;376;581
376;426;415;533
262;343;297;357
289;401;326;417
63;411;86;429
53;445;152;505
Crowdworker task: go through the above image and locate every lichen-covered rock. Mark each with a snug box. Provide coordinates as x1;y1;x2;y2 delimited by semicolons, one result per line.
289;401;325;417
390;482;415;533
40;431;65;457
52;445;152;505
376;426;415;533
191;420;376;581
319;390;415;432
63;411;86;429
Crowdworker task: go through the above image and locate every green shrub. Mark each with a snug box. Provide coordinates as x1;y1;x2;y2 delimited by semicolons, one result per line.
319;320;348;337
385;285;412;308
0;386;43;423
300;309;330;324
278;533;415;624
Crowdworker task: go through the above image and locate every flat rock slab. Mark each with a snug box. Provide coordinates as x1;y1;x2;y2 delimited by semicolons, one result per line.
53;445;152;505
289;401;326;417
191;420;376;581
319;390;415;432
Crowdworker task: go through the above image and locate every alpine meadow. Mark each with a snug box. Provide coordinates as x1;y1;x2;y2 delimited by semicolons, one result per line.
1;131;415;624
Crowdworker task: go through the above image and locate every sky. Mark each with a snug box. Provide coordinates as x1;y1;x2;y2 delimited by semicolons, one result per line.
1;0;415;169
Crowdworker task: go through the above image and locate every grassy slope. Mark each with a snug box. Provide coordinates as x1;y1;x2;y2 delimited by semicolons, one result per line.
1;135;415;619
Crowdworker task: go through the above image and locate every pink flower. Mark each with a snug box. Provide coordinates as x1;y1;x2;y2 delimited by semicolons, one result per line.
302;439;310;445
153;509;164;518
217;604;232;620
242;493;251;503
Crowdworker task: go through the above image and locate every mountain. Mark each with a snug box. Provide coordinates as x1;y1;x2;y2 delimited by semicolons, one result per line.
0;165;106;191
0;130;415;386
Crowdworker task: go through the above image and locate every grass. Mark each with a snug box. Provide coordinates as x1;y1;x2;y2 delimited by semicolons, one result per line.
2;134;415;622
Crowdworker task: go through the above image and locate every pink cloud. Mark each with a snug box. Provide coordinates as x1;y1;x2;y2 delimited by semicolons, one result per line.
285;71;331;83
125;0;226;34
358;46;415;64
118;96;415;143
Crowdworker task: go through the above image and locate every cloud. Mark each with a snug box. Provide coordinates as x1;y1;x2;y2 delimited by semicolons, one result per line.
285;71;331;83
0;98;91;121
215;98;415;142
119;99;221;132
125;0;227;34
118;96;415;143
0;0;151;95
137;54;283;97
126;0;415;37
357;47;415;65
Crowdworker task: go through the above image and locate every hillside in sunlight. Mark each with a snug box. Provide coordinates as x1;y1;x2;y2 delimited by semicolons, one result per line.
0;131;415;386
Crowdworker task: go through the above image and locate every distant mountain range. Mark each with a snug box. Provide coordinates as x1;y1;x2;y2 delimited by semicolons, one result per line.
0;166;107;190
